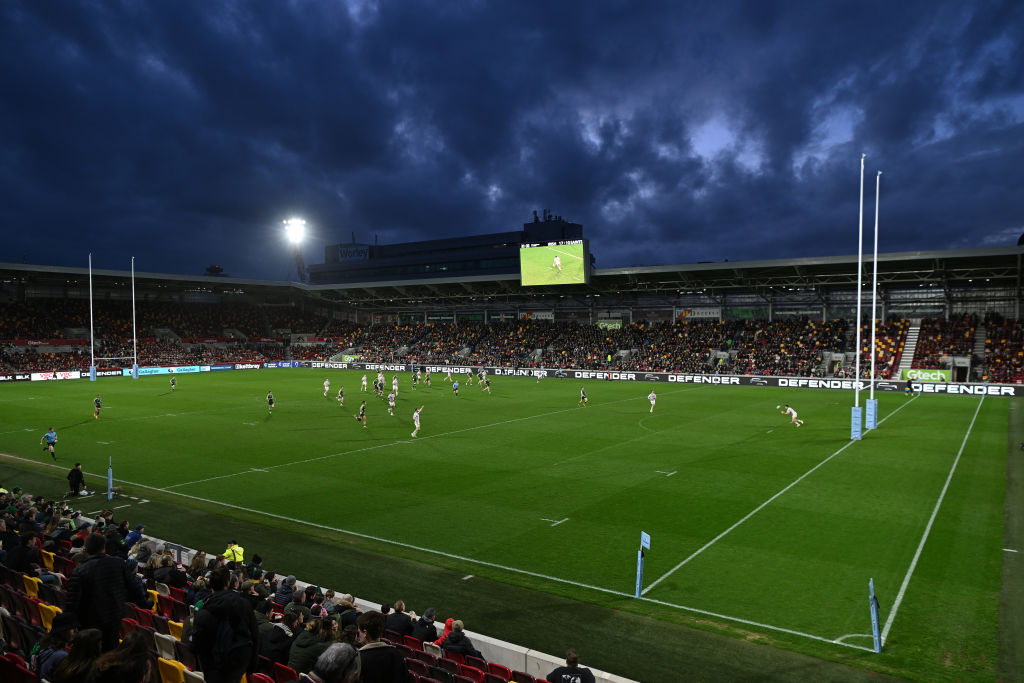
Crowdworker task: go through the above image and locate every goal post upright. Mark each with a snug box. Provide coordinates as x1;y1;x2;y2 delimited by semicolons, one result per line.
866;171;882;429
89;253;97;382
131;256;139;379
851;154;865;441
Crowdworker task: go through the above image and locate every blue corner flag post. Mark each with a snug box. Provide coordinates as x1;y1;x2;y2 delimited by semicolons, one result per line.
107;456;114;501
866;398;878;430
869;578;882;653
635;532;651;598
851;405;863;440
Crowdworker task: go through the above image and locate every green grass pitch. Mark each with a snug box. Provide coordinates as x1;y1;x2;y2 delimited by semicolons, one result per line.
519;244;585;285
0;369;1011;680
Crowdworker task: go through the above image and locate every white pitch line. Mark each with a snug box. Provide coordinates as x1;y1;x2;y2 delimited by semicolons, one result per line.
643;395;919;596
655;470;677;477
75;468;876;652
881;395;985;646
0;447;874;652
1004;548;1020;553
462;575;474;581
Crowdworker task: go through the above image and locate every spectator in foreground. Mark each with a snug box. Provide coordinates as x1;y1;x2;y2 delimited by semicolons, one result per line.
88;630;152;683
261;611;302;665
31;611;78;680
190;566;259;683
356;611;408;683
441;620;483;659
299;642;361;683
410;607;439;642
48;628;103;683
384;599;413;636
275;574;297;606
65;532;144;651
289;617;337;674
547;649;596;683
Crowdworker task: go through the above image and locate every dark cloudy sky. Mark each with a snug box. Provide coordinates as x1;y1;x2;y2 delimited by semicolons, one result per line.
2;1;1022;279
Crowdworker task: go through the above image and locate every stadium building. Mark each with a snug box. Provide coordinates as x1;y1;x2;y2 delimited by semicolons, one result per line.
1;244;1022;682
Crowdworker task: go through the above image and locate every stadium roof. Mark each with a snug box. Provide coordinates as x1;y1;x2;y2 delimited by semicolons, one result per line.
3;245;1021;307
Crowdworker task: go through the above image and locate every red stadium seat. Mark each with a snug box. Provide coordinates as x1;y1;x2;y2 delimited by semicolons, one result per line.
487;662;513;681
407;659;431;677
274;661;299;683
464;655;487;672
459;664;486;683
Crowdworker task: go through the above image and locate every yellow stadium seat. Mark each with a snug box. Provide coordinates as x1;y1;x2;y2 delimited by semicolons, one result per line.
38;602;61;632
157;657;186;683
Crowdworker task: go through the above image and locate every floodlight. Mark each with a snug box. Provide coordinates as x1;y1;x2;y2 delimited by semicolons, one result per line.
283;217;306;244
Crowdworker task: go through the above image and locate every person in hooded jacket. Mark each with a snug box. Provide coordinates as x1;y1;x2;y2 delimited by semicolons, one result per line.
441;620;482;659
288;617;337;674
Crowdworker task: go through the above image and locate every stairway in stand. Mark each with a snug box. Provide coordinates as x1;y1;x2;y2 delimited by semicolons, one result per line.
897;324;920;376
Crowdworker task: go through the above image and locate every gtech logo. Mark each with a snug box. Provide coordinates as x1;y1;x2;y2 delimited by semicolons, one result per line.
905;368;948;382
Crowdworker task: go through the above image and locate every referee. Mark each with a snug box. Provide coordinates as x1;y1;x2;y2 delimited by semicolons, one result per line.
41;427;58;461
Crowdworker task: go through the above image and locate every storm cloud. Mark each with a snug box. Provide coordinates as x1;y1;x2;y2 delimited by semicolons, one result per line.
1;0;1021;278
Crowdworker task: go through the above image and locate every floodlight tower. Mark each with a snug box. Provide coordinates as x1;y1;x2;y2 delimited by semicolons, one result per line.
283;217;308;282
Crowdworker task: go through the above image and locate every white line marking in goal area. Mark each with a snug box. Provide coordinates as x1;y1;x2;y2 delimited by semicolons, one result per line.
1005;548;1020;553
881;395;986;646
462;575;474;581
642;395;920;596
655;470;677;477
540;518;569;526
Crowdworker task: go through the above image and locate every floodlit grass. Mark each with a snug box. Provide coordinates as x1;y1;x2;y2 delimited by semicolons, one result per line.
0;369;1010;680
519;244;585;285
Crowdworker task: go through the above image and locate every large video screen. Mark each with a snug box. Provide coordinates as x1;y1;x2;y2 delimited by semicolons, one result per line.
519;240;589;286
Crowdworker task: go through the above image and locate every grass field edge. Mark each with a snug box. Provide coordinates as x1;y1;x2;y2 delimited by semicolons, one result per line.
0;450;913;679
999;397;1024;680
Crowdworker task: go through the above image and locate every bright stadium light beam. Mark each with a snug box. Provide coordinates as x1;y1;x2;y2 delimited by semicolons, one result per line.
283;217;306;244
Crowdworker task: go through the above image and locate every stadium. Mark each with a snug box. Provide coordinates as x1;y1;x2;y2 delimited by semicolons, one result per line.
1;234;1022;683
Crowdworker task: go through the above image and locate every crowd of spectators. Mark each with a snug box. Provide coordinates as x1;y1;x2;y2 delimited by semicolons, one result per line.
1;481;591;683
263;307;330;334
4;303;1021;382
911;314;977;369
981;312;1024;383
854;319;909;379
